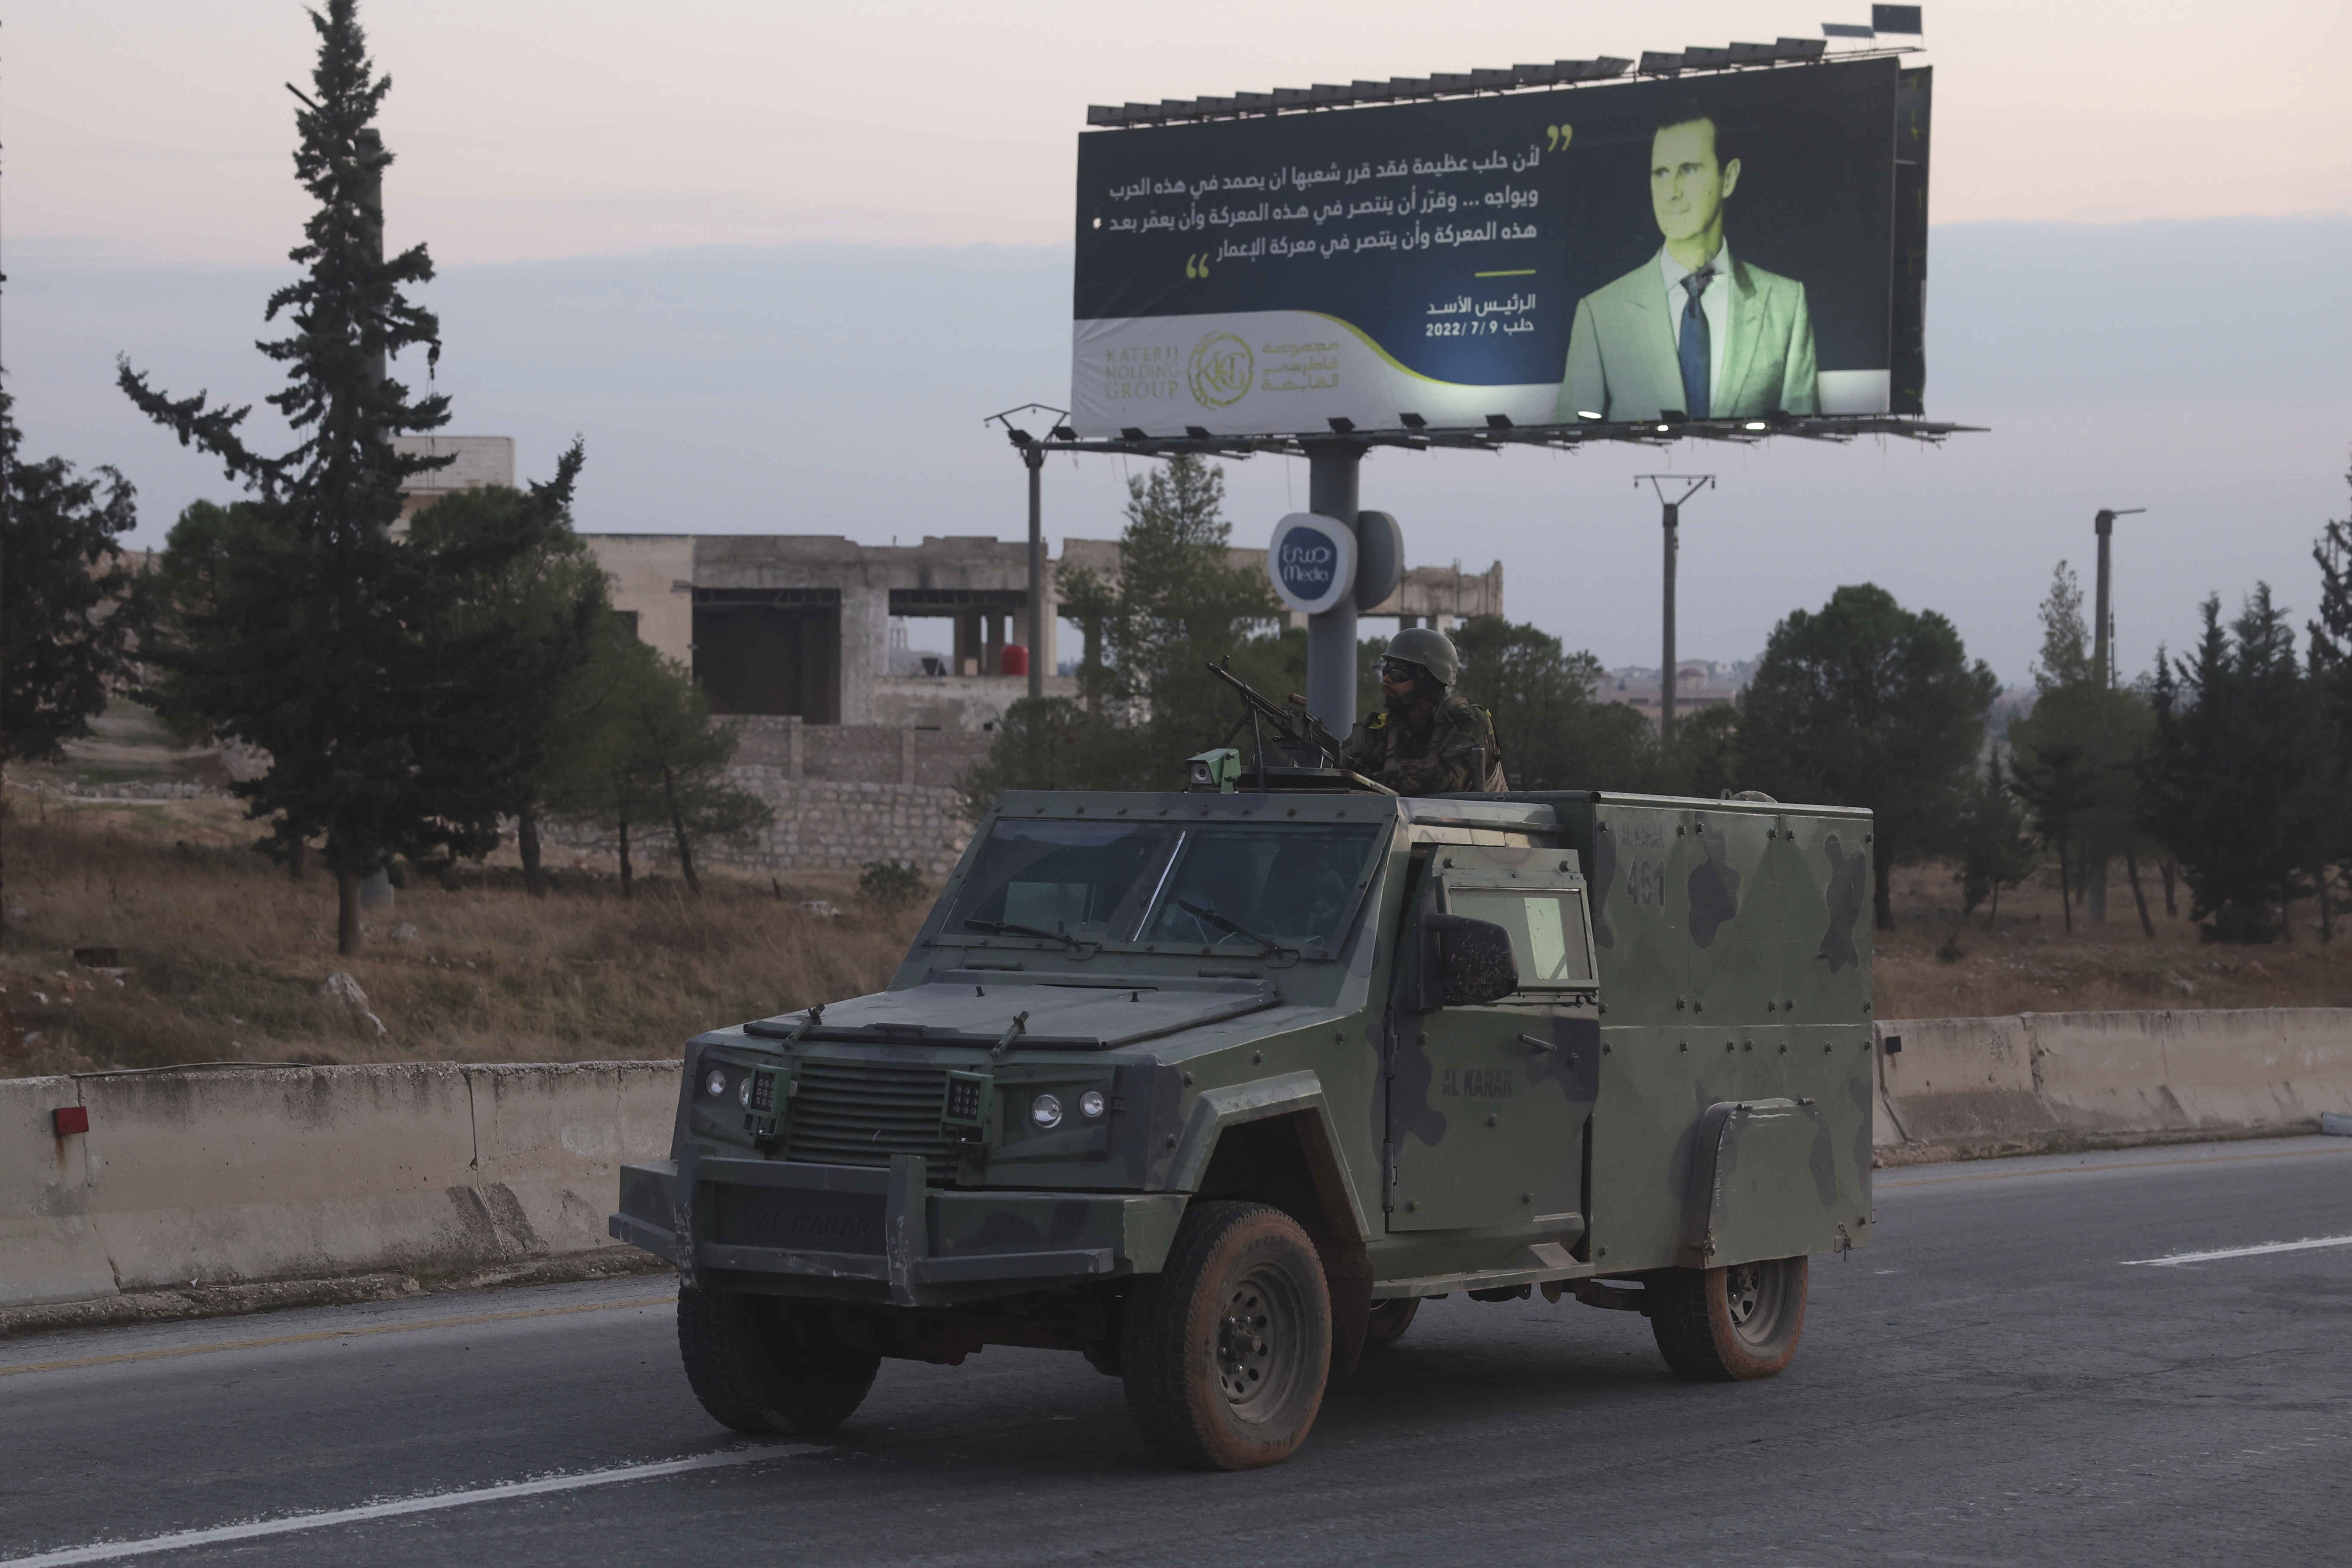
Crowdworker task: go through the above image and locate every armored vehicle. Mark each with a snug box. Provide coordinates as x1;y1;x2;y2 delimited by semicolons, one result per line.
612;780;1876;1470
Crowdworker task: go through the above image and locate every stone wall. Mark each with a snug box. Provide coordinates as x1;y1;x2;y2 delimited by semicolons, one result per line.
718;719;993;877
722;772;971;878
728;716;993;787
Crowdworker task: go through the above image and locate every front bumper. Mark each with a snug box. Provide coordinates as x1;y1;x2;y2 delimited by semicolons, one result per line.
610;1152;1186;1306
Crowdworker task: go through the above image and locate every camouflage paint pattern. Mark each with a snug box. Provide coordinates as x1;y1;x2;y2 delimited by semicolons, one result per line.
612;786;1874;1308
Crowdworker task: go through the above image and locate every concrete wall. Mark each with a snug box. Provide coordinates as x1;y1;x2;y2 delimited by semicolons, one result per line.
586;534;696;666
3;1063;678;1312
7;1010;2349;1315
1874;1009;2352;1153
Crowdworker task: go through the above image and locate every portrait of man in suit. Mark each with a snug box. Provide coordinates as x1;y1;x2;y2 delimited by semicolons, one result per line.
1554;104;1819;423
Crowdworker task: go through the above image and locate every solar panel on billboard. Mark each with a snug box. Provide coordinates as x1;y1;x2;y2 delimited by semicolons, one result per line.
1071;57;1924;438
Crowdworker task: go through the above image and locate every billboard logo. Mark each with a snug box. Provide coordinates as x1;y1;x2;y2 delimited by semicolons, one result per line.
1265;512;1358;617
1187;333;1254;409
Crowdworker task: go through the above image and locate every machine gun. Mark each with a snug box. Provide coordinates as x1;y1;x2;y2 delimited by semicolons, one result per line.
1201;657;1393;793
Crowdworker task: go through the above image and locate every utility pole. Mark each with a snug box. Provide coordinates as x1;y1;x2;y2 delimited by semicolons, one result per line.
1635;475;1714;743
1023;444;1046;699
2085;506;2143;925
986;405;1068;701
2091;507;2144;689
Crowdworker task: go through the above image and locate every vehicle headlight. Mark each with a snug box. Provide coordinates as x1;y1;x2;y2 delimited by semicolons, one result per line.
704;1068;728;1098
1031;1093;1063;1130
1080;1090;1106;1119
738;1075;754;1108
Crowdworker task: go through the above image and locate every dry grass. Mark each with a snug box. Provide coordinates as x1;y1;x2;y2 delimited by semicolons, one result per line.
0;796;925;1080
10;729;2351;1079
1874;862;2352;1019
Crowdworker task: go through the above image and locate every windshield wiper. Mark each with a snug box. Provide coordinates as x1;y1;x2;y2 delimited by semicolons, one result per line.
1175;899;1293;958
963;918;1093;954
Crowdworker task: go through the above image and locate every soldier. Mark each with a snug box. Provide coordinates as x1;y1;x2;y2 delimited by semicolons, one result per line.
1341;627;1506;795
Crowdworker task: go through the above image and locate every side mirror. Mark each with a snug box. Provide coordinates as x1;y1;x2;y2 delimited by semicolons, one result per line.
1427;913;1519;1007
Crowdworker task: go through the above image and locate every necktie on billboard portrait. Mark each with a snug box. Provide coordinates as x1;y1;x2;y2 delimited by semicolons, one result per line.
1678;269;1714;420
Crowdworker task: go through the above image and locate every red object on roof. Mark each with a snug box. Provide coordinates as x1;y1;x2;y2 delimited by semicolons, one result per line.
998;644;1029;677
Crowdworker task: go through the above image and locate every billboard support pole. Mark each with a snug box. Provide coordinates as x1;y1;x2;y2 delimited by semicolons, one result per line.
1303;441;1363;734
984;404;1068;700
1024;445;1046;700
1636;475;1713;744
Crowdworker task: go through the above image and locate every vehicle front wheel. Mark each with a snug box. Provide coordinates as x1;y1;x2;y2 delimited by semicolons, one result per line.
1647;1256;1808;1382
1121;1201;1332;1471
676;1285;880;1435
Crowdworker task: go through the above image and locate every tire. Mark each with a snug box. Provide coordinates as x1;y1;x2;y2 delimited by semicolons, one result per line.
676;1285;880;1435
1648;1256;1808;1382
1362;1296;1421;1349
1121;1201;1332;1471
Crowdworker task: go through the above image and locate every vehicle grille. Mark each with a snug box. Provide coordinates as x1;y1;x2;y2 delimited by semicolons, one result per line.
784;1057;962;1183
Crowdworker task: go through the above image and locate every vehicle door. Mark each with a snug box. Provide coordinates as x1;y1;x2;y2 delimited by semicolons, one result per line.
1384;843;1601;1235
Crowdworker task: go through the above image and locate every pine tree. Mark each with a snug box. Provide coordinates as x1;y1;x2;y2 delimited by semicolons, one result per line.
1738;584;1998;930
2310;458;2352;936
401;448;602;895
976;455;1285;799
2009;561;2159;933
1449;615;1656;790
1;389;140;764
539;619;771;897
118;0;527;954
0;387;145;944
2144;589;2336;942
1951;748;2039;927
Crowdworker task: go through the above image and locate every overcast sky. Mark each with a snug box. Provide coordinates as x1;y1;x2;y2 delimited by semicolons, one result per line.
12;0;2351;264
6;1;2352;685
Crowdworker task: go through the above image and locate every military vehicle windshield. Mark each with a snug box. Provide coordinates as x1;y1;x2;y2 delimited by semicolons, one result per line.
943;819;1385;955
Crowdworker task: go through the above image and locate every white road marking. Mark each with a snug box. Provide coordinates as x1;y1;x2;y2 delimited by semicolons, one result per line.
0;1445;818;1566
2122;1234;2352;1267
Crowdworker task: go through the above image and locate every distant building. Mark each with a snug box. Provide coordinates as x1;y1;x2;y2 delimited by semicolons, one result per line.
394;440;1508;871
392;436;515;519
1601;658;1756;729
580;532;1502;734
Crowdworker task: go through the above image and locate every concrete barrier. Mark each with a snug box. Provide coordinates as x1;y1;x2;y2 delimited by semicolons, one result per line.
3;1062;678;1312
1875;1009;2352;1157
8;1012;2350;1315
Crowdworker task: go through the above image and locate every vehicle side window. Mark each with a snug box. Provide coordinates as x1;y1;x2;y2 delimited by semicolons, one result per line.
1446;886;1595;987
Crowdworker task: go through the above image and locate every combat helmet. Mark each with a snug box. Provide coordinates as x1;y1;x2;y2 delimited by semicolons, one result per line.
1383;626;1460;687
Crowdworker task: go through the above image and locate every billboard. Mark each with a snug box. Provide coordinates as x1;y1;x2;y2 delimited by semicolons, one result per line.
1072;58;1923;437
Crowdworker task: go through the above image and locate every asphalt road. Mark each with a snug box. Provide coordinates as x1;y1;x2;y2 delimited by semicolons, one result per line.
6;1134;2349;1568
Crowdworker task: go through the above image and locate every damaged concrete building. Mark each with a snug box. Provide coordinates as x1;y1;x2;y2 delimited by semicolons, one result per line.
397;437;1503;874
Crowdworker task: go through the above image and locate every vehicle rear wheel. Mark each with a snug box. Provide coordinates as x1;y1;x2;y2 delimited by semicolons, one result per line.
676;1285;880;1435
1648;1256;1808;1382
1121;1201;1331;1471
1362;1296;1421;1349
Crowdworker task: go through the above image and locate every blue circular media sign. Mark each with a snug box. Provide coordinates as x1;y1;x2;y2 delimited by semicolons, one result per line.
1266;512;1358;616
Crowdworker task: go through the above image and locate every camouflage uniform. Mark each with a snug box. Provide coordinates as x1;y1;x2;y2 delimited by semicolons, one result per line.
1342;694;1504;795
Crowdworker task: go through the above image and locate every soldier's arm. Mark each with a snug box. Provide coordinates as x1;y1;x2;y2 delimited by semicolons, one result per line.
1339;716;1381;772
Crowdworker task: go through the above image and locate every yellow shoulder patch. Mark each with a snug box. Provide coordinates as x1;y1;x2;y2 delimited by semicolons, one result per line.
1366;712;1388;730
